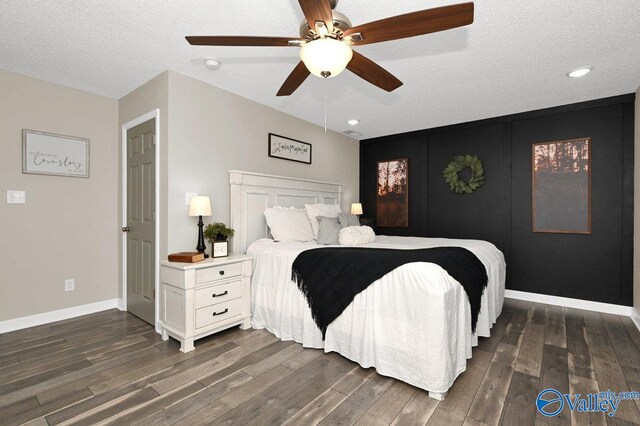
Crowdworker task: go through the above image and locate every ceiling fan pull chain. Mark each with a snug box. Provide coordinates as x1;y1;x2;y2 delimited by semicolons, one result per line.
324;94;327;133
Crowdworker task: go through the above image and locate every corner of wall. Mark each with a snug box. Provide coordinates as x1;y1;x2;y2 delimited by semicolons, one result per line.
631;307;640;332
634;87;640;313
117;71;170;301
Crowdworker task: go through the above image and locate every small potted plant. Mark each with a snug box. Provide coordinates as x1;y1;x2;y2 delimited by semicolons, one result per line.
203;222;235;258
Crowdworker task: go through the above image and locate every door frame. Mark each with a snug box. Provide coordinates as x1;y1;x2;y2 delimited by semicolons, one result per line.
121;109;161;331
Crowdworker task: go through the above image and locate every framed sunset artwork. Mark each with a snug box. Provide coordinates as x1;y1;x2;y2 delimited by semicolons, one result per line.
377;158;408;227
532;138;591;234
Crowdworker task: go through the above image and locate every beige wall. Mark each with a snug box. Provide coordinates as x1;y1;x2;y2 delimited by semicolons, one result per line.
635;86;640;315
0;70;119;321
0;68;359;322
117;70;359;281
166;71;360;253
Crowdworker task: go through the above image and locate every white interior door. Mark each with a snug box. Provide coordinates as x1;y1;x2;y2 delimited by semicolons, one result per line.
125;119;156;325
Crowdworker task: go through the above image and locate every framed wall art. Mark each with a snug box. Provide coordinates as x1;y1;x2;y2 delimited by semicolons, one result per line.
532;137;591;234
22;129;89;177
268;133;312;164
377;158;409;227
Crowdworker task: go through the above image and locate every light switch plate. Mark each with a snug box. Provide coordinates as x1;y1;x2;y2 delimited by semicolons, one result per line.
185;192;198;205
65;279;75;292
7;190;26;204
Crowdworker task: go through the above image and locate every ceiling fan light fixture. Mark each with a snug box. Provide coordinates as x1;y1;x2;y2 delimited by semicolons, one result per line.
299;38;353;79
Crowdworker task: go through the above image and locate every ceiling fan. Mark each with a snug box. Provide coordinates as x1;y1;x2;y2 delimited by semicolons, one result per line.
186;0;474;96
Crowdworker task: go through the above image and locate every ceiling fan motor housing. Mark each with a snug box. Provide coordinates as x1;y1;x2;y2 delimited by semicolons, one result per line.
299;10;352;39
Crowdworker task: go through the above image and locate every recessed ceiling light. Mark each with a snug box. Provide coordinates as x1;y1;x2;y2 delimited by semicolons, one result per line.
347;119;359;126
204;59;220;70
567;67;591;78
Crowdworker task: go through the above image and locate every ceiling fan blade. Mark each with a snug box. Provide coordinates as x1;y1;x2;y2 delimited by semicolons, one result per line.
186;36;302;47
344;2;474;46
347;51;403;92
277;62;311;96
298;0;334;33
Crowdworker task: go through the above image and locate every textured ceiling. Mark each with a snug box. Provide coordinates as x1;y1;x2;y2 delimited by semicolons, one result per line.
1;0;639;139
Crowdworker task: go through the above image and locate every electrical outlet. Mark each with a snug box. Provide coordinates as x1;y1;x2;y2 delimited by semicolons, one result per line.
7;190;26;204
64;279;75;292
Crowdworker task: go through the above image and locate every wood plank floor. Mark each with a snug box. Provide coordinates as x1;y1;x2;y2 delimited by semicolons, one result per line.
1;299;640;425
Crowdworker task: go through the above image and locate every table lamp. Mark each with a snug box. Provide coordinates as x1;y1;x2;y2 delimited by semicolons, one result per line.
189;196;212;257
351;203;363;215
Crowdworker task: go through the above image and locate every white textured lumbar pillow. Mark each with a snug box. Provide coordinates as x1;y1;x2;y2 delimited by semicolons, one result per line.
338;226;376;246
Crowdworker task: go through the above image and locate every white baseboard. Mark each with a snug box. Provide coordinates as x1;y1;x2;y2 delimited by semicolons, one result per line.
0;298;124;334
504;289;633;317
631;308;640;332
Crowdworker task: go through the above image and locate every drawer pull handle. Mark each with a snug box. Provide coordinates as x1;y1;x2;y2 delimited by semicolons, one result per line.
219;271;225;276
212;308;229;317
211;291;228;298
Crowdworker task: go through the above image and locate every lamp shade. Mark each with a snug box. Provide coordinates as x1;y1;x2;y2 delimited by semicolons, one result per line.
351;203;363;215
189;196;211;216
300;38;353;79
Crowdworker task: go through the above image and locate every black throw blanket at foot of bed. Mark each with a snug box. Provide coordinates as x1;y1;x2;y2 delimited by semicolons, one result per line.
291;246;488;339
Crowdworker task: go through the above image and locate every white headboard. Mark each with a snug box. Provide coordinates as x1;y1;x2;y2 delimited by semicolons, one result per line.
229;170;343;254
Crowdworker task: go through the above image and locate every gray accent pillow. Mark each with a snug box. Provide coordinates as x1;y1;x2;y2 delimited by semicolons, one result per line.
338;213;360;228
316;216;341;245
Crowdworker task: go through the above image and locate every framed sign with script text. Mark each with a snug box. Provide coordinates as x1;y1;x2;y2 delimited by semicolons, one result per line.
268;133;312;165
22;129;89;178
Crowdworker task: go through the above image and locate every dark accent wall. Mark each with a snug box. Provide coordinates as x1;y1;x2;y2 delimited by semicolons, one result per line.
360;94;635;306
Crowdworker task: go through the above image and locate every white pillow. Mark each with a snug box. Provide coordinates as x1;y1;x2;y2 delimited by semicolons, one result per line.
305;203;342;239
338;226;376;246
264;207;315;242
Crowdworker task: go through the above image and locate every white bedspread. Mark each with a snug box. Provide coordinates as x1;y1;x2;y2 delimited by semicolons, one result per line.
247;235;506;393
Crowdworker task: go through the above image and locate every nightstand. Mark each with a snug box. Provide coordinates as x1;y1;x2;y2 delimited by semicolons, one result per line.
159;254;252;353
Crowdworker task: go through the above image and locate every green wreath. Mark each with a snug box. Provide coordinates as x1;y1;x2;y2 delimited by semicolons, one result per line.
443;154;486;194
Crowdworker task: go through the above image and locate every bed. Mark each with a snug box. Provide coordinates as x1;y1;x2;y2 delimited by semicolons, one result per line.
229;170;506;399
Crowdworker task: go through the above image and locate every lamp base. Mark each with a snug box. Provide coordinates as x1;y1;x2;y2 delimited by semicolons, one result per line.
196;215;209;259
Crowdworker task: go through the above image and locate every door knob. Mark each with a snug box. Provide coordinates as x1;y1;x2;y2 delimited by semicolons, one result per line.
122;226;131;232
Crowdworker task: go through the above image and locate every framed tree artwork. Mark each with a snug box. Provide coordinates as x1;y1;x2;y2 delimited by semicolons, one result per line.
377;158;409;227
532;138;591;234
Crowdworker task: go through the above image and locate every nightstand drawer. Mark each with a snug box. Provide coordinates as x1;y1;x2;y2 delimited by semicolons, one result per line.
195;280;242;309
195;298;242;329
197;262;242;284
